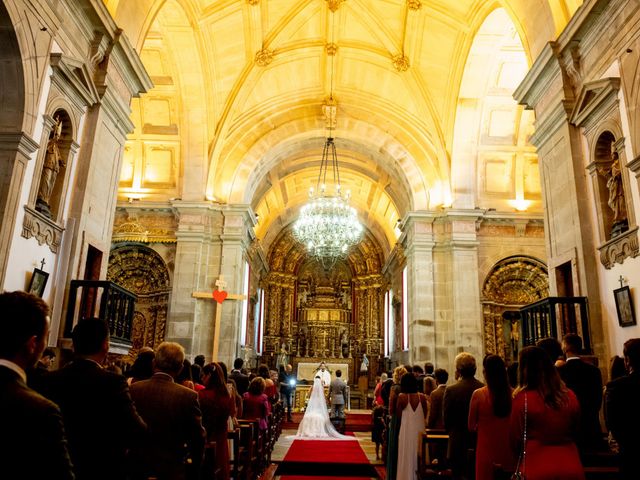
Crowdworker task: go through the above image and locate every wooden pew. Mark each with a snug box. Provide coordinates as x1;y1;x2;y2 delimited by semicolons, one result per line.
418;429;451;479
201;440;222;479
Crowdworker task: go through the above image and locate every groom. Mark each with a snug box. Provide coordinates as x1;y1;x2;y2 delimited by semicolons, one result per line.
329;370;347;418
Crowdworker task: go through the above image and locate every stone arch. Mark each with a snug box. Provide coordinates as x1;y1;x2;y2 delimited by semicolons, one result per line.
481;255;548;360
107;244;171;351
0;2;25;132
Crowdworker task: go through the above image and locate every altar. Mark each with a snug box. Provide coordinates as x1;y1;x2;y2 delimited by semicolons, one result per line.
293;384;352;412
296;361;350;383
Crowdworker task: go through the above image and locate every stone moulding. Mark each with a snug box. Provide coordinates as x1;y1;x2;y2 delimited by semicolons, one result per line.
598;226;639;269
22;206;64;253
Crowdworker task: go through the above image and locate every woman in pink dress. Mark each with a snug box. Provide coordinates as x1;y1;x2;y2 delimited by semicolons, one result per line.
242;377;271;431
510;346;584;480
468;355;515;480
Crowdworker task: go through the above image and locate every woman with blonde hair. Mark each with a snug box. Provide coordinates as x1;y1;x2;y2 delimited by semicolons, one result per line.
386;365;408;480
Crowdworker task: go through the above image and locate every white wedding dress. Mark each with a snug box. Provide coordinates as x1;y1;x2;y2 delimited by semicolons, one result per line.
294;378;355;440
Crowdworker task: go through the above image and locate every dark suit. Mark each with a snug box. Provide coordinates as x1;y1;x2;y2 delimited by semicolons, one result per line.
444;376;484;479
0;365;75;480
42;358;147;480
427;384;446;429
129;372;205;480
605;372;640;479
229;368;250;395
558;357;603;450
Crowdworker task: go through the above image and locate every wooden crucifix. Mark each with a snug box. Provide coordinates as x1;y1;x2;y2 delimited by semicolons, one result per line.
192;275;246;361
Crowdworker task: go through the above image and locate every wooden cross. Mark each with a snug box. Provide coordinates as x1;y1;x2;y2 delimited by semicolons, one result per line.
192;275;246;361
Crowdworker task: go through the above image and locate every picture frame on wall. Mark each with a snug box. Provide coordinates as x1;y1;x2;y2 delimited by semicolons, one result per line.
27;268;49;298
614;286;636;327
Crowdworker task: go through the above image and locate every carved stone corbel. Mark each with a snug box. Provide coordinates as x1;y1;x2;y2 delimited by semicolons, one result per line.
22;206;64;253
598;226;639;268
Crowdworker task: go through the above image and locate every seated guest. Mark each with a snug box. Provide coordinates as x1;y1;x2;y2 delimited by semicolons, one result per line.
605;338;640;480
559;333;604;451
229;357;250;395
258;363;278;402
511;346;584;479
427;368;448;428
0;291;74;480
43;318;147;480
129;342;205;480
199;363;235;480
468;355;515;480
242;376;271;431
396;373;428;480
444;353;484;480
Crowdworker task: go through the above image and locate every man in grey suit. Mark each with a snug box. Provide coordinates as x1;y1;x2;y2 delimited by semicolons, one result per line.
329;369;348;418
129;342;205;480
444;352;484;480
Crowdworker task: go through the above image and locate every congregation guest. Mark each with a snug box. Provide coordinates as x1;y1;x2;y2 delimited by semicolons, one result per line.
511;346;584;480
558;333;604;451
386;365;408;480
380;370;394;408
27;346;55;390
412;364;426;391
242;376;272;431
603;355;625;453
373;372;387;406
424;361;437;396
468;355;514;480
395;373;428;480
129;342;205;480
258;363;278;402
199;362;235;480
229;357;250;395
43;318;146;480
194;354;205;368
427;368;448;429
127;347;155;385
177;358;196;390
371;404;385;459
444;352;484;480
605;338;640;480
536;337;564;367
220;361;243;420
0;291;74;480
279;363;296;421
506;361;518;389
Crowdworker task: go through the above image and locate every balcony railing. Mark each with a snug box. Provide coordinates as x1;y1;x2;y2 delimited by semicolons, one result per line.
519;296;591;353
65;280;136;347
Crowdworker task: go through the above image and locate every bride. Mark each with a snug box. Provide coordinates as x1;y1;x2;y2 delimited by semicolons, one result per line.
295;376;355;440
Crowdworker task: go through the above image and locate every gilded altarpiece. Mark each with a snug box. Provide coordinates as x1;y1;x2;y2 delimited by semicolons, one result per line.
481;256;548;360
263;230;384;383
107;244;173;352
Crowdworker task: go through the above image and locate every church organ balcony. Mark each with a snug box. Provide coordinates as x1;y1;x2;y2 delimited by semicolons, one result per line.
519;297;591;353
64;280;137;350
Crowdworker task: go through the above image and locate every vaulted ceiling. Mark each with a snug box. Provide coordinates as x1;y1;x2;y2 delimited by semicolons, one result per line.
109;0;582;254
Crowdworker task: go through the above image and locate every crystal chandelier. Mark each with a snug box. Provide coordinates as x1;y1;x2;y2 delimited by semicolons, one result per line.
293;137;363;268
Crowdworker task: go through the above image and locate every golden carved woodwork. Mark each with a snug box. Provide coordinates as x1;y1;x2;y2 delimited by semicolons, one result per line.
481;256;548;359
112;207;177;243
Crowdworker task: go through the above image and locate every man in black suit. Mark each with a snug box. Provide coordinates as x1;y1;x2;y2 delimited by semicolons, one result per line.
0;291;74;480
444;352;484;480
558;333;604;451
229;357;250;395
129;342;205;480
605;338;640;480
42;318;146;480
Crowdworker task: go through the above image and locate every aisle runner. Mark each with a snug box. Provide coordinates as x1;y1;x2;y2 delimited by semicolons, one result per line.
277;438;377;478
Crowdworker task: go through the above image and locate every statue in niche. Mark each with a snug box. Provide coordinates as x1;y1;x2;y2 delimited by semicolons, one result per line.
340;329;349;358
298;288;308;307
36;116;65;217
276;343;289;370
598;141;628;237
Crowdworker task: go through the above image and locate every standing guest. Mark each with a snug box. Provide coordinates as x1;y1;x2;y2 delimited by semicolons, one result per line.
468;355;515;480
220;361;243;420
413;364;426;391
386;365;408;480
536;337;565;366
229;357;250;395
194;354;206;368
444;352;484;480
0;291;74;480
177;358;196;390
129;342;205;480
43;318;147;480
427;368;448;429
242;376;272;431
424;362;437;396
279;364;296;422
199;363;235;480
511;346;584;480
558;333;604;451
27;346;56;390
127;348;155;385
506;362;519;389
371;404;385;459
605;338;640;480
603;355;626;454
396;373;428;480
329;369;348;418
373;372;387;406
380;370;394;408
258;363;278;402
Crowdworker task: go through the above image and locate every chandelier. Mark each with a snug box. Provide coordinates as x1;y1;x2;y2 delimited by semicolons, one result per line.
293;137;363;268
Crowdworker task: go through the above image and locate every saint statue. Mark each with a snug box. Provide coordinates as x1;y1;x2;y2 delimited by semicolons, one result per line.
360;353;369;374
276;344;289;370
36;116;65;217
340;329;349;358
599;141;628;235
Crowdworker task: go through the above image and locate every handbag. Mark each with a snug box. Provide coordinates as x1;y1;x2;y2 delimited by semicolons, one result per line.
510;392;527;480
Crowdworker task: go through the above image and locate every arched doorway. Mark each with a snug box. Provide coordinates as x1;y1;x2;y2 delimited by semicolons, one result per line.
107;244;171;352
482;256;548;361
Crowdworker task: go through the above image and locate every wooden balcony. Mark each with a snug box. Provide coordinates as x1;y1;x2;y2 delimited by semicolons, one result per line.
519;296;591;353
65;280;136;352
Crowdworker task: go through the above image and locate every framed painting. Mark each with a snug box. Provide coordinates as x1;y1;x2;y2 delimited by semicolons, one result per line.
614;286;636;327
27;268;49;298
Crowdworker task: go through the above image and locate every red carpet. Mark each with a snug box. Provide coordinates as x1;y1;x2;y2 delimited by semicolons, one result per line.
284;439;368;464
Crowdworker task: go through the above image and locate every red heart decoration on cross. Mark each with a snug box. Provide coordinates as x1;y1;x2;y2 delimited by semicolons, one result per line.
212;290;228;304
